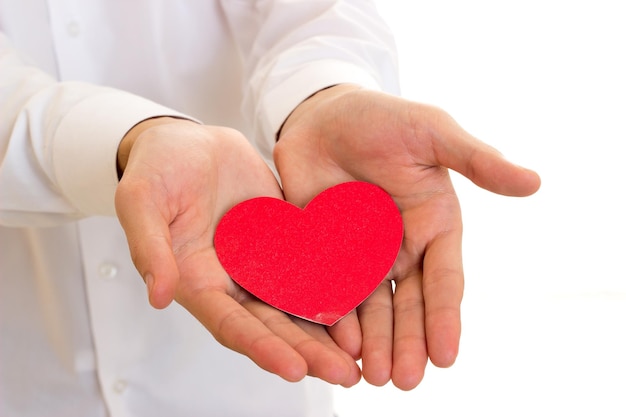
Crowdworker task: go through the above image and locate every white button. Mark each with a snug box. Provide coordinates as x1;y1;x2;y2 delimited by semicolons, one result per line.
113;379;128;394
98;262;118;279
66;20;81;37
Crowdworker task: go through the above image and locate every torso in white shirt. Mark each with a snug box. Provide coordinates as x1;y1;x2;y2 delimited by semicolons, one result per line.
0;2;335;415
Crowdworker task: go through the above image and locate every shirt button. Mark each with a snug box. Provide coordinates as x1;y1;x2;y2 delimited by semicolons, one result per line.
98;262;119;279
113;379;128;394
66;20;81;37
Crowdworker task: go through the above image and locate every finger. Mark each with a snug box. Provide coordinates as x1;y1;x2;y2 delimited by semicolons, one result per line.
294;319;363;387
115;179;179;309
423;107;541;197
180;288;309;382
358;280;394;386
327;310;362;360
391;272;428;390
245;301;362;387
422;229;464;368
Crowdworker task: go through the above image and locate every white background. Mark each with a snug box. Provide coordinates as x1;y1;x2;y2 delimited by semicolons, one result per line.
334;1;626;416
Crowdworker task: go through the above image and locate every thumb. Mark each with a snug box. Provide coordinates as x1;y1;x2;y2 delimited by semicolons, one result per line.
115;181;179;309
429;110;541;197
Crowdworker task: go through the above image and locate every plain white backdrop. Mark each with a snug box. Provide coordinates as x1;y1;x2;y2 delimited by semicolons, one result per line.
333;1;626;416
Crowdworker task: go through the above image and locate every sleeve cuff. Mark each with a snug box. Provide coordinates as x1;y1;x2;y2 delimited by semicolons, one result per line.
255;60;384;162
52;88;190;217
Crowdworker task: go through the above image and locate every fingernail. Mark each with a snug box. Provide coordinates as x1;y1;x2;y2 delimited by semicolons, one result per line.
144;273;155;297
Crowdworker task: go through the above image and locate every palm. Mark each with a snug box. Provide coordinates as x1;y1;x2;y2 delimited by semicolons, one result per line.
274;85;540;390
115;120;361;386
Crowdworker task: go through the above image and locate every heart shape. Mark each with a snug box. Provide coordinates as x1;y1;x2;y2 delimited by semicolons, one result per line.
214;181;403;325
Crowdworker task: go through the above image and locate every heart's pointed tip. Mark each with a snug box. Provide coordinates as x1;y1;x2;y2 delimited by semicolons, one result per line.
310;312;345;327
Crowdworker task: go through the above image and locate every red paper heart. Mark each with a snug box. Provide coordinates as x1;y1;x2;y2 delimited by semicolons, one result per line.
214;181;403;325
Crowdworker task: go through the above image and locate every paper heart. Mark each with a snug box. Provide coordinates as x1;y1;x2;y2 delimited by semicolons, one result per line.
214;181;403;325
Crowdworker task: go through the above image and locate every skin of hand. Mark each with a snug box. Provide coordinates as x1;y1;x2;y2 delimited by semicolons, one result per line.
274;84;542;391
114;117;361;387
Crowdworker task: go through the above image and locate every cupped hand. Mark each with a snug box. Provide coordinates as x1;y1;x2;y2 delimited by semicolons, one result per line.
274;85;541;390
114;117;361;386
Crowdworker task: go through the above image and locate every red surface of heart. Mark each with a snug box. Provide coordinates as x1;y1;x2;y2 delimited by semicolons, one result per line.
214;181;403;325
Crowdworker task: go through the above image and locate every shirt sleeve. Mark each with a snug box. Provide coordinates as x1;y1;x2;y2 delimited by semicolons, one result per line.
220;0;401;162
0;33;189;226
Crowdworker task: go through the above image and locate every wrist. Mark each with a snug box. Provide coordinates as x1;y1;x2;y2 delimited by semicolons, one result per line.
117;116;189;178
277;84;362;142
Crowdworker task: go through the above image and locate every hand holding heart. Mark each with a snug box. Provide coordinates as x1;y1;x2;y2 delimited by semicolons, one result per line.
274;84;542;390
115;117;361;387
114;85;541;391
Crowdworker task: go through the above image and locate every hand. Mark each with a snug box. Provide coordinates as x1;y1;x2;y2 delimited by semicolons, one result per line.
274;85;541;390
115;117;361;386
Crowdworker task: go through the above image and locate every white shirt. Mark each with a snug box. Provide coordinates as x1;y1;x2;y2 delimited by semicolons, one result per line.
0;1;399;416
